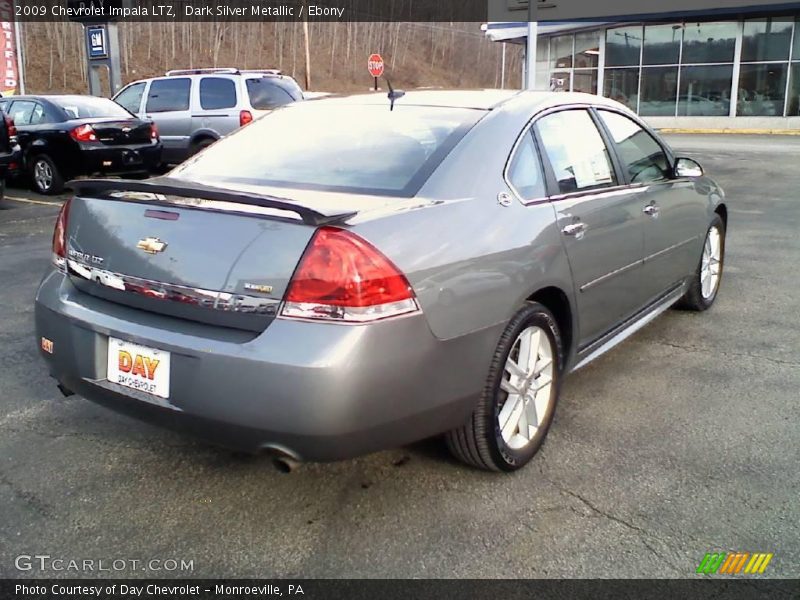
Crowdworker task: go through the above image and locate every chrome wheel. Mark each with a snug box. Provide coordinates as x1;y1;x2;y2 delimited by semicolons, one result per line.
34;159;53;192
701;225;722;300
498;326;555;450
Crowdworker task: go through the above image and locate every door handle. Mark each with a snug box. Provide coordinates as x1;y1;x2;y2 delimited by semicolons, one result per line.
562;222;588;237
643;204;659;217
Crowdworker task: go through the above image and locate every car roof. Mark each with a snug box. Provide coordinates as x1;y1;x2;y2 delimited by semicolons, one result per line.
300;89;630;114
6;95;114;103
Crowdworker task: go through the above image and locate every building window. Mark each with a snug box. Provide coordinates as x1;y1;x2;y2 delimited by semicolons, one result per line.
603;68;640;111
682;22;737;64
573;70;598;93
794;17;800;60
788;64;800;116
741;17;794;62
639;66;679;116
574;31;600;68
678;65;733;116
737;63;789;116
550;35;573;69
606;26;643;67
642;24;682;65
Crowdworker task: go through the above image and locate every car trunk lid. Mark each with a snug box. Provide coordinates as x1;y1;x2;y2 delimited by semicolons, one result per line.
64;178;357;332
85;118;153;145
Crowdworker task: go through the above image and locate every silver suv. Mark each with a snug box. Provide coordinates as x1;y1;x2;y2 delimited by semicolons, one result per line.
112;68;303;165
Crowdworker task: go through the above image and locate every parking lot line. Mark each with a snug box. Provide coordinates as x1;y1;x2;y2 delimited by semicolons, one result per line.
3;195;63;206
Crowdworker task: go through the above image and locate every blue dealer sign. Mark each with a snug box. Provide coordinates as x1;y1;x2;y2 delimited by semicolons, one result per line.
86;25;108;59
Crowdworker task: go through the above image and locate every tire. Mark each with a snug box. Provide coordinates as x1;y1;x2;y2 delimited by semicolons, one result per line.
446;302;563;472
676;214;725;311
30;154;64;195
189;137;216;156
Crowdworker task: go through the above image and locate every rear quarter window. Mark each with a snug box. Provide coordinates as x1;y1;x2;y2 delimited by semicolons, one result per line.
246;79;297;109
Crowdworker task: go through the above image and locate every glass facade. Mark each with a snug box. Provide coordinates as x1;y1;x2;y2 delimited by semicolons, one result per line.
538;15;800;118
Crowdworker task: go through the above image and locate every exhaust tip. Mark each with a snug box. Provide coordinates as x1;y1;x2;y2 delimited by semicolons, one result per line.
260;444;302;474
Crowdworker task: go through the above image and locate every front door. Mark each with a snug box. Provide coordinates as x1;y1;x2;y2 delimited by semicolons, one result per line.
535;108;647;348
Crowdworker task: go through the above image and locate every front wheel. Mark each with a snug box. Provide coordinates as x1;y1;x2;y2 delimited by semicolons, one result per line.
30;154;64;195
446;302;563;472
677;214;725;311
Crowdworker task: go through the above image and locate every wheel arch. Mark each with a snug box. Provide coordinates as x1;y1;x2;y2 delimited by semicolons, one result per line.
189;130;220;147
525;285;574;369
714;202;727;229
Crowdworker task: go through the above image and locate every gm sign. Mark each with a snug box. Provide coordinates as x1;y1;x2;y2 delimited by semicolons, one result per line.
86;25;107;59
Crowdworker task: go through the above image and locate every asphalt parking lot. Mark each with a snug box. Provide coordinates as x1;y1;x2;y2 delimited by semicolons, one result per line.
1;135;798;579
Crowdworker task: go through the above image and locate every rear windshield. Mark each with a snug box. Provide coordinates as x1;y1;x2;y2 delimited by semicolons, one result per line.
52;96;133;119
246;78;301;110
170;104;482;196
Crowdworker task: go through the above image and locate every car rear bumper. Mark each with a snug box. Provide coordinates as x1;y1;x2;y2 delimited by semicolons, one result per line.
35;270;498;461
77;143;162;175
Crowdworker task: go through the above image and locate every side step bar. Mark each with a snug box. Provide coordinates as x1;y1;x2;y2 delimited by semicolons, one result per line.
69;178;357;227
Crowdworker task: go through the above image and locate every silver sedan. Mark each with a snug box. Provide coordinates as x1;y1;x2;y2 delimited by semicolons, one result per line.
35;90;726;471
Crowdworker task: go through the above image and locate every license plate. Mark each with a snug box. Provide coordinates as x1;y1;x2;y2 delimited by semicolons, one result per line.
107;337;171;399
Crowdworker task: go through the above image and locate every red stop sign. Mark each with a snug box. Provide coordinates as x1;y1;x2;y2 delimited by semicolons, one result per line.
368;53;384;78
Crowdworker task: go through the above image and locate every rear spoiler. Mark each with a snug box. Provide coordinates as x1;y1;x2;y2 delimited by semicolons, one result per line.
68;178;357;227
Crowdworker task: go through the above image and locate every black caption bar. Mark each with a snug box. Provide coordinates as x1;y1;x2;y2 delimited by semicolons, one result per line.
2;579;800;600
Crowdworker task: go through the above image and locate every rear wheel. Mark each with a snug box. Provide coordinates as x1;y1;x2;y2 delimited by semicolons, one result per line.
446;302;562;471
677;214;725;311
30;154;64;195
190;137;216;156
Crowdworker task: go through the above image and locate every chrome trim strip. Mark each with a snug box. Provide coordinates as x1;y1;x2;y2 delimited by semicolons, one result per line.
550;185;649;203
67;259;279;315
643;236;698;264
571;285;686;373
580;259;643;293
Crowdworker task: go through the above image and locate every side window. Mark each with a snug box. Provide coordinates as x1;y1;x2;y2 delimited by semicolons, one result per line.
115;82;145;114
8;100;36;125
145;78;191;113
598;110;671;183
0;100;8;112
29;103;48;125
507;131;546;201
199;77;237;110
246;79;295;110
535;109;616;194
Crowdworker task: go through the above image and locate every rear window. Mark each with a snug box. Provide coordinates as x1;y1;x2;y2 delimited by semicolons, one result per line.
146;78;191;113
52;97;132;119
170;104;481;196
246;79;297;110
200;77;237;110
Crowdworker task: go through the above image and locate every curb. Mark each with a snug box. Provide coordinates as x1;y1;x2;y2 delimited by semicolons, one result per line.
657;128;800;135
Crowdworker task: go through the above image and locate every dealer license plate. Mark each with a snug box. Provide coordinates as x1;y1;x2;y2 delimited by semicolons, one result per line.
107;337;171;399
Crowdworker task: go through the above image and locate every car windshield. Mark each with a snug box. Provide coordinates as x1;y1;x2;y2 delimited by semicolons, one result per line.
52;96;133;119
170;103;483;196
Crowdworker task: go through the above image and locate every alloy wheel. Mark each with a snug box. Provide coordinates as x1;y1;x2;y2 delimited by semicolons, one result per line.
498;326;555;450
34;159;53;192
701;225;722;300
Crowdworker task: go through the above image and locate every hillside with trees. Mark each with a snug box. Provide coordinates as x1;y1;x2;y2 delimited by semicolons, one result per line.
21;21;524;94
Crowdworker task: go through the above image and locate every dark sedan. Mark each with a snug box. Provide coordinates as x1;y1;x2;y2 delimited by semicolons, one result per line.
0;95;162;195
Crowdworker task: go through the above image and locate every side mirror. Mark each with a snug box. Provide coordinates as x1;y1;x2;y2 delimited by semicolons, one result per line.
674;157;704;178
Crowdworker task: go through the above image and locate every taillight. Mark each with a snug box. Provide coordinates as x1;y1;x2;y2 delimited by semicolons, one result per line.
239;110;253;127
150;122;159;141
52;198;72;271
281;227;419;323
69;124;97;142
4;114;16;139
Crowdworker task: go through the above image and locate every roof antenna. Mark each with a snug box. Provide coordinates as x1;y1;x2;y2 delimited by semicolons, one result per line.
385;77;405;111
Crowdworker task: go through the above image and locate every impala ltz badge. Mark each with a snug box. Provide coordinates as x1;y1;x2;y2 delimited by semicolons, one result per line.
137;237;167;254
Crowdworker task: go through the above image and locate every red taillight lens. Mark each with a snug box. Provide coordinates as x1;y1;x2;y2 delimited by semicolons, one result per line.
4;114;16;138
150;122;159;140
69;124;97;142
239;110;253;127
281;227;418;322
52;198;72;270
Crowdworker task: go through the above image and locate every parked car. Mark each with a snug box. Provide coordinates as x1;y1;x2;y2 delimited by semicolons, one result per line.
0;95;161;195
0;108;20;200
35;91;727;472
112;68;304;165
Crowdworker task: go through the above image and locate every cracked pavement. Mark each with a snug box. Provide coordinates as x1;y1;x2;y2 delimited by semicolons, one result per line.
1;135;798;578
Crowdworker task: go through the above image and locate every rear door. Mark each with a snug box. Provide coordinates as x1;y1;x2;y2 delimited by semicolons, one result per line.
535;108;647;347
144;77;192;162
595;109;707;304
113;81;147;116
194;75;240;137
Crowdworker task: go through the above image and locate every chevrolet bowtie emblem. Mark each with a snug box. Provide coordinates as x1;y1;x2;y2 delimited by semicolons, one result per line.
137;237;167;254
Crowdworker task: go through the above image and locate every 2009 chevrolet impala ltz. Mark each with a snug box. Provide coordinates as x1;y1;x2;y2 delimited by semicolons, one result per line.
34;90;726;471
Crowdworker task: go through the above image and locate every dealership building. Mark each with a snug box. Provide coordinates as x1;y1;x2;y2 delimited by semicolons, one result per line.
485;17;800;129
